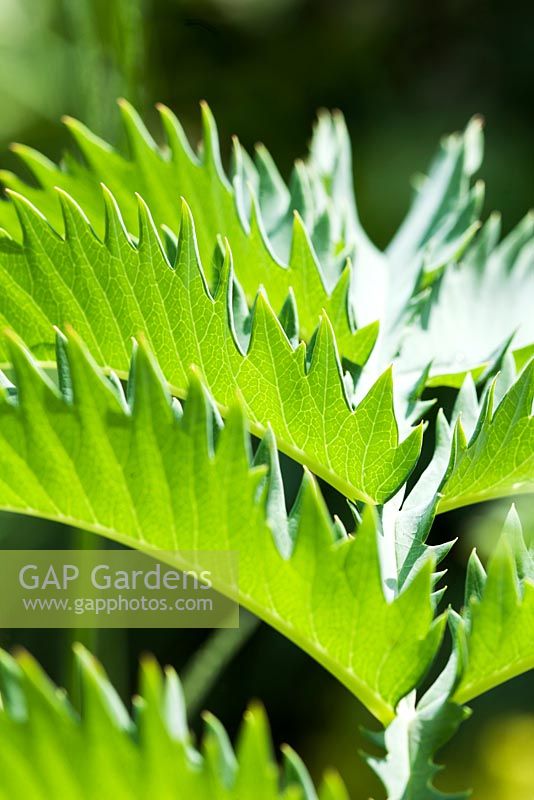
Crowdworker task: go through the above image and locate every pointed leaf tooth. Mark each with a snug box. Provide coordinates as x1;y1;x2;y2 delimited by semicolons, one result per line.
211;235;232;302
162;666;188;743
231;136;258;220
431;539;457;566
182;367;222;459
253;426;292;559
289;468;335;556
247;186;281;263
344;505;385;595
174;198;211;295
324;263;354;335
199;100;231;190
106;370;128;410
9;143;61;186
357;365;424;483
501;504;532;582
138;653;166;734
73;643;132;733
230;138;251;229
464;114;484;175
158;224;178;266
135;192;171;267
5;189;61;249
431;586;448;607
254;142;290;227
235;703;278;795
332;514;349;541
249;287;295;357
202;711;238;790
55;186;97;243
465;549;486;605
15;648;74;722
229;134;245;184
281;744;318;800
493;349;517;408
156;101;199;166
230;272;252;355
289;210;326;292
451;372;479;438
311;209;334;278
289;160;314;226
128;334;174;425
214;398;253;472
4;329;61;407
0;648;26;722
117;97;159;157
278;288;299;349
62;113;114;160
60;326;126;414
306;312;347;403
486;533;520;603
210;236;244;348
101;183;134;253
499;357;534;417
432;568;448;588
347;499;362;526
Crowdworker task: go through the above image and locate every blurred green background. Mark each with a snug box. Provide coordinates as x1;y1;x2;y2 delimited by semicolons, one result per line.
0;1;533;798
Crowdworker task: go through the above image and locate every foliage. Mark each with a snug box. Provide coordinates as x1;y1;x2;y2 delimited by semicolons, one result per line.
0;644;350;799
0;103;532;799
0;330;441;724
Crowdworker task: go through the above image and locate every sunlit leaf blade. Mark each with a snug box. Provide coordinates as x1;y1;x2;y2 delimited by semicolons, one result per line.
0;104;483;370
453;506;534;704
0;644;342;799
0;330;442;723
0;102;370;362
0;189;420;504
438;358;534;512
389;356;534;544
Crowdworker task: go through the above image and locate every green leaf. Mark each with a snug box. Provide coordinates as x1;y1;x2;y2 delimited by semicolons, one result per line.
385;359;534;592
0;104;482;370
438;358;534;512
0;644;338;799
0;329;443;723
0;102;371;364
453;506;534;704
0;189;420;505
387;355;534;551
399;211;534;387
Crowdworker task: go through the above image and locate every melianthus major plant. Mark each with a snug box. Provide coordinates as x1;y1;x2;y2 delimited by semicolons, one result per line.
0;102;532;799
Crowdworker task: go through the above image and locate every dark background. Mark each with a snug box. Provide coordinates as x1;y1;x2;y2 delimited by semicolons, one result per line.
0;1;533;797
